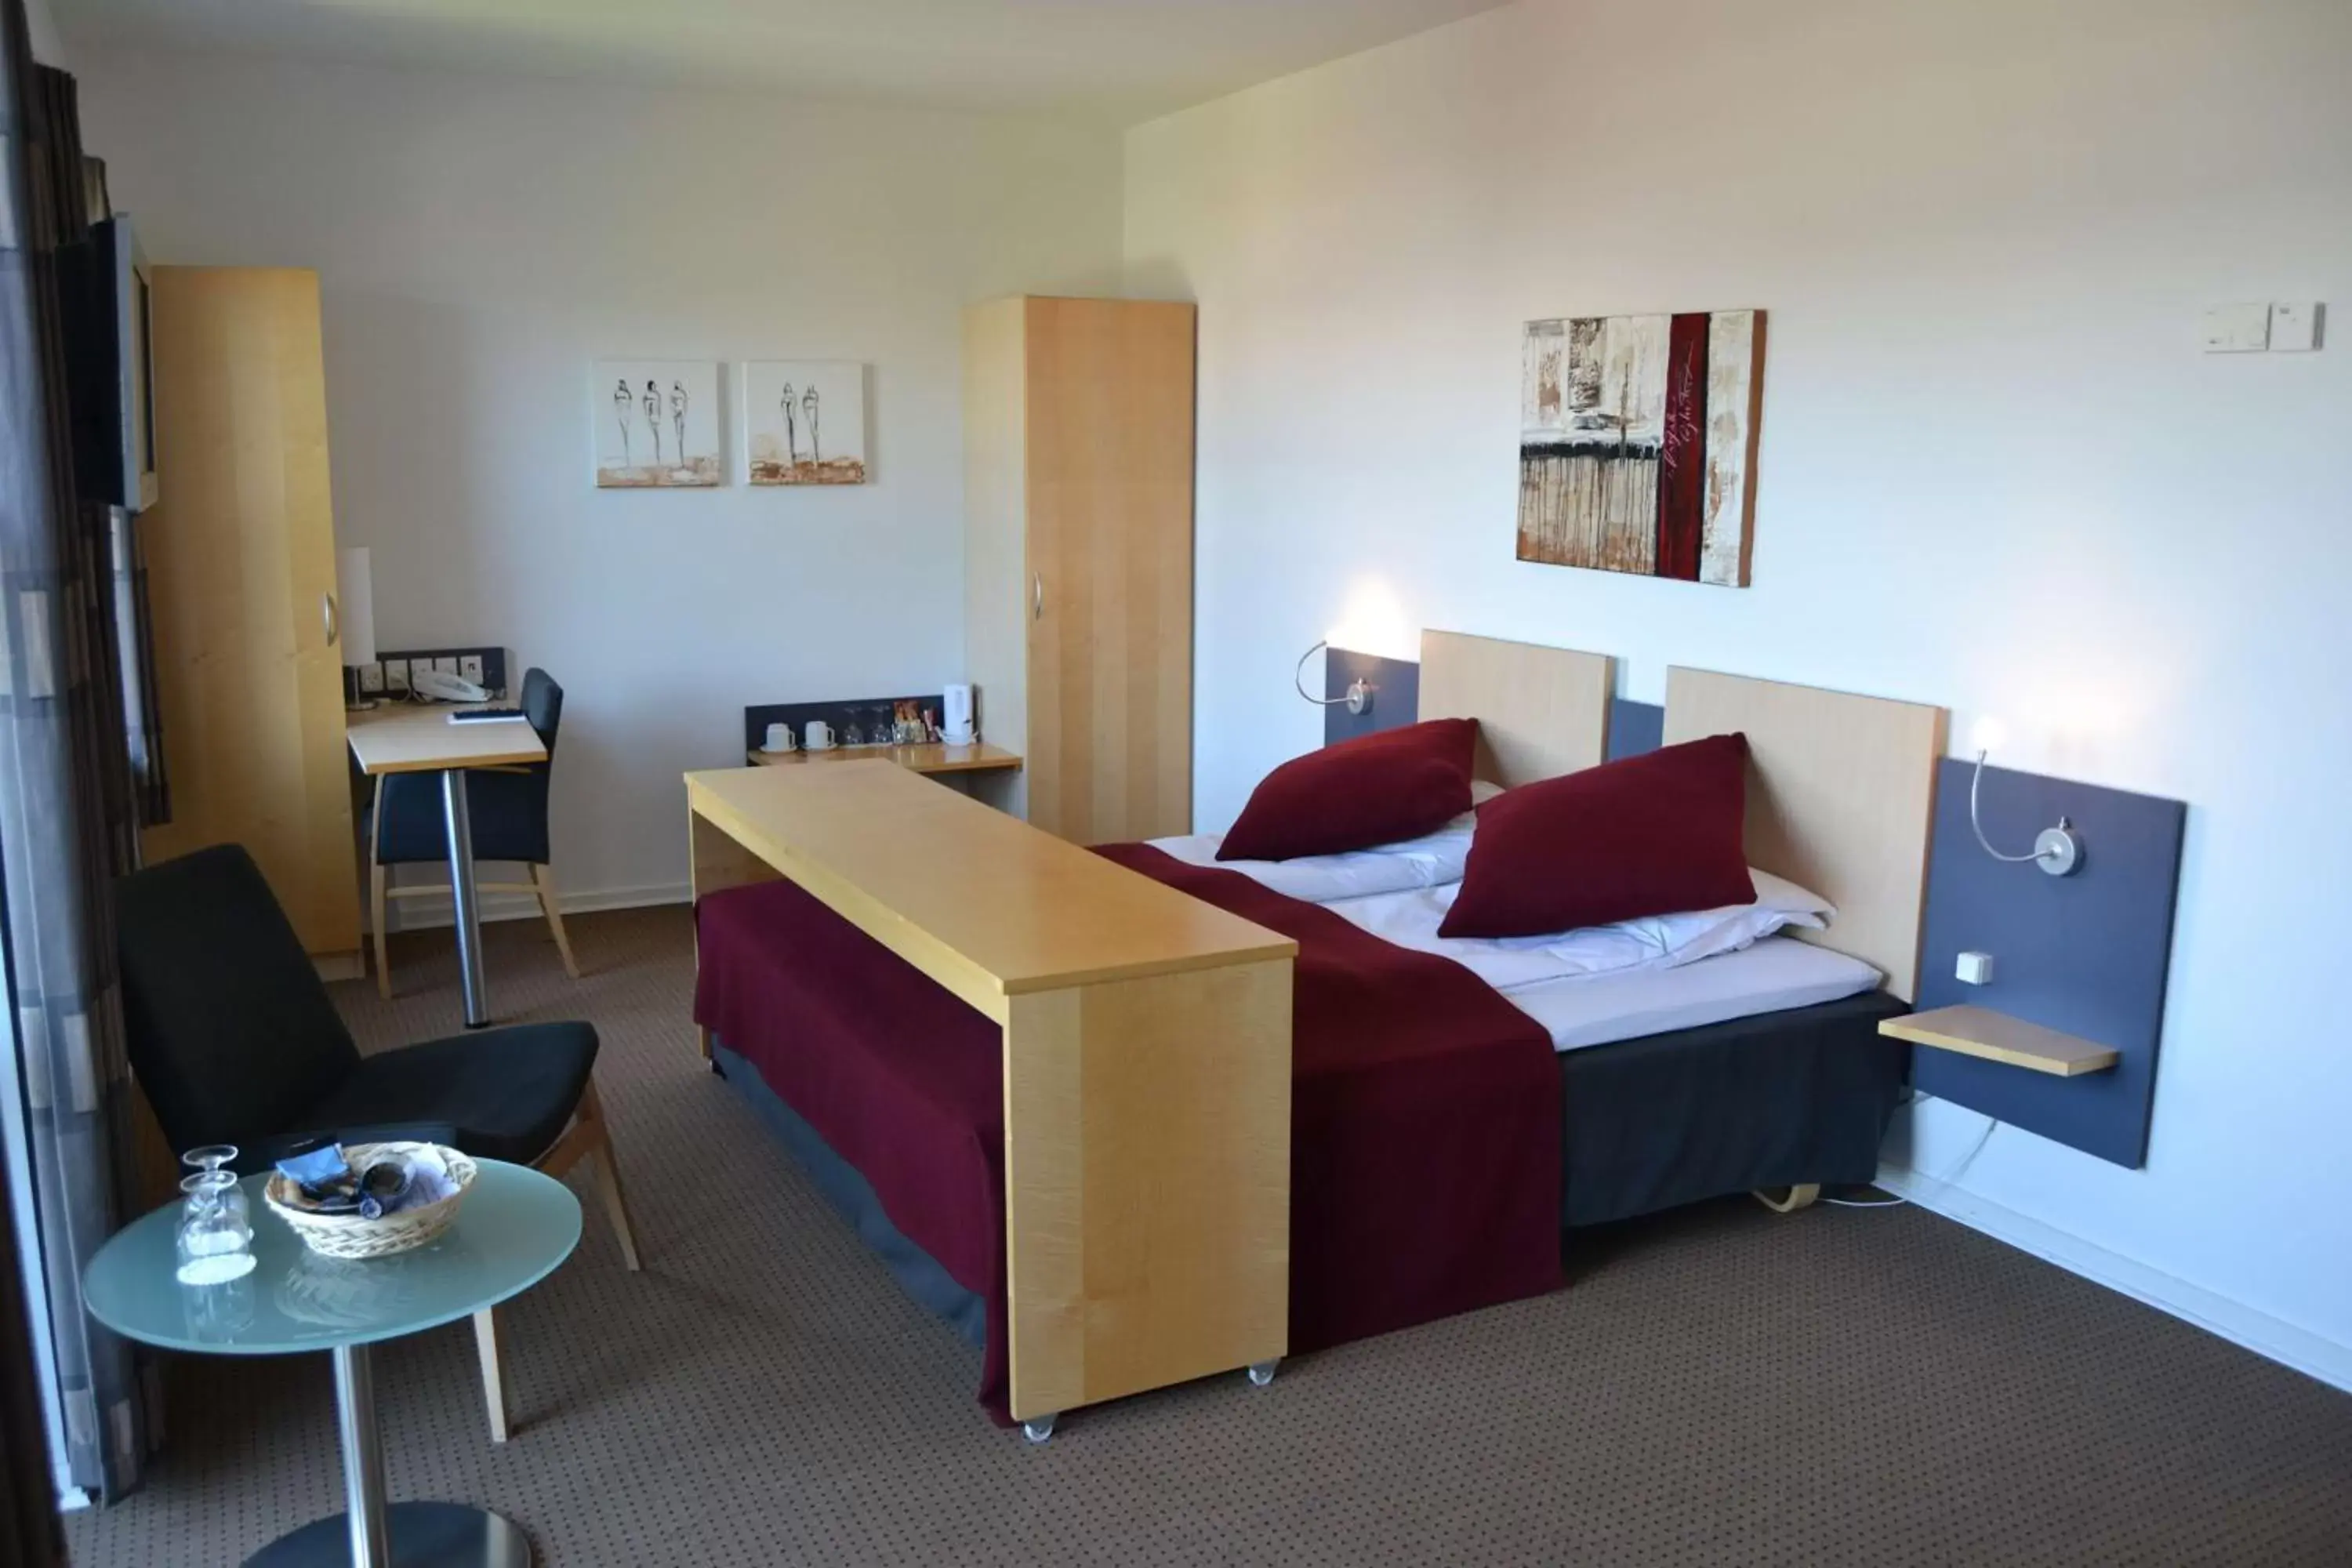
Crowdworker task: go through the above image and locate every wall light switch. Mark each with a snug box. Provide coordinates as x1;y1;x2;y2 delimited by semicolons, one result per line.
2201;303;2270;353
2269;301;2323;352
1956;951;1996;985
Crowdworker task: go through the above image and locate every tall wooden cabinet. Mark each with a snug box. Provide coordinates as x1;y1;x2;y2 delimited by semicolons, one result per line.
140;267;360;967
963;297;1196;844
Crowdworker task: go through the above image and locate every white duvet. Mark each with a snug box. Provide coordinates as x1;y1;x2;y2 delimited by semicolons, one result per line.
1149;812;1882;1052
1316;870;1838;993
1149;805;1839;993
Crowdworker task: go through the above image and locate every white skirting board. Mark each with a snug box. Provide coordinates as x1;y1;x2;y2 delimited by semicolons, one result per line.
383;879;691;934
1877;1163;2352;1396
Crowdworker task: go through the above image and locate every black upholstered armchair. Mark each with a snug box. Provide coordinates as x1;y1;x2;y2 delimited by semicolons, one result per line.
370;667;578;997
114;843;641;1440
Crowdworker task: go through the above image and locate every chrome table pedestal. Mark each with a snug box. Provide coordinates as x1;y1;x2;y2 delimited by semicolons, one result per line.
243;1345;532;1567
441;768;491;1028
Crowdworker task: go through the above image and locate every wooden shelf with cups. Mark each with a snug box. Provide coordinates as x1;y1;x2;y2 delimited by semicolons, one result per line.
742;693;1021;780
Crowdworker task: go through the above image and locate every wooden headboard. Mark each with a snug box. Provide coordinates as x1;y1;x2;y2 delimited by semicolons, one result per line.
1419;630;1613;786
1663;667;1946;1002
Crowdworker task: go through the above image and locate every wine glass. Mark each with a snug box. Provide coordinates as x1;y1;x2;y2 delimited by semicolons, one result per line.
176;1171;255;1286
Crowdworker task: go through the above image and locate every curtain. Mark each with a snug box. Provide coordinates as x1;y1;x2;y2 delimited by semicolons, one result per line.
0;0;153;1505
0;1117;66;1566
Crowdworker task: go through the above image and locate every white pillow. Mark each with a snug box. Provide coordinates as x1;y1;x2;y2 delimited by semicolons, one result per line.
1627;869;1838;971
1322;868;1838;993
1146;781;1503;904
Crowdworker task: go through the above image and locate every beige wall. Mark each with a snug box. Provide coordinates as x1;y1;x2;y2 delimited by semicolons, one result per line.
79;49;1125;916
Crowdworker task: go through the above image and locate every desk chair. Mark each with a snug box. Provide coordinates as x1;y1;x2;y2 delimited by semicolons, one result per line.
371;667;577;998
116;843;642;1442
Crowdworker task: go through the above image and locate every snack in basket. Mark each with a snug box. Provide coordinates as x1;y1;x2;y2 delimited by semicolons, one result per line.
274;1144;462;1219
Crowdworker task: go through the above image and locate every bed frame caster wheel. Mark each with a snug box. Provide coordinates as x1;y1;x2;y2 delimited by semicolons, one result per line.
1022;1414;1057;1444
1247;1359;1280;1388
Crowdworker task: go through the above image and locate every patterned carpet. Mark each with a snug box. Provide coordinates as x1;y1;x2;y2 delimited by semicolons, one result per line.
64;906;2352;1566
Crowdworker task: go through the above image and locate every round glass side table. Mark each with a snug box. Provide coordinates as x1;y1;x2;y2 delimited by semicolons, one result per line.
85;1159;582;1567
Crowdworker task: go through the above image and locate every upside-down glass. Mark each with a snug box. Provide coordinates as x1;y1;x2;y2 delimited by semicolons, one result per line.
176;1169;255;1285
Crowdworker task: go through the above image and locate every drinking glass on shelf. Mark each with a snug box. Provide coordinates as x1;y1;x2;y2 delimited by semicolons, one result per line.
840;711;865;747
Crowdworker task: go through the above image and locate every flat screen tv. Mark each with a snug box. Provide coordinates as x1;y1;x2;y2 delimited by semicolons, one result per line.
67;214;158;513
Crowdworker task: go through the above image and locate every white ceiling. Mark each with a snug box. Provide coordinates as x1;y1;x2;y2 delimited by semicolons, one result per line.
55;0;1509;124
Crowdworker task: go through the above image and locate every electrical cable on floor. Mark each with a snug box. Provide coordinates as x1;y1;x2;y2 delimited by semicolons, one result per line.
1822;1093;2000;1208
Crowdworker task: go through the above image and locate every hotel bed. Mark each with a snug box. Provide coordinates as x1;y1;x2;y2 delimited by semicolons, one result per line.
691;633;1942;1431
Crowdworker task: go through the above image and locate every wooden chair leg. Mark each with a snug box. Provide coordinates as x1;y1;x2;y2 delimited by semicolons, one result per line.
581;1080;642;1272
370;863;391;1000
473;1308;510;1443
532;863;581;979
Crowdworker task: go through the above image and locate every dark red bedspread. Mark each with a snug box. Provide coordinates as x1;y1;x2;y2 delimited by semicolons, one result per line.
1093;845;1563;1353
694;848;1561;1423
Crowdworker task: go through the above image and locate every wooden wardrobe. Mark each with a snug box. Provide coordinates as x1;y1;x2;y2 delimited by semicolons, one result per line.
962;296;1196;844
139;267;360;971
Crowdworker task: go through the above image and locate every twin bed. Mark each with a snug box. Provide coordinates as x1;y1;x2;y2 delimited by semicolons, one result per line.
687;633;1946;1439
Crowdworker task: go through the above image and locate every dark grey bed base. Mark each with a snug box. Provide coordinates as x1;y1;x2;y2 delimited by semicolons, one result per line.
714;991;1912;1348
1556;989;1910;1226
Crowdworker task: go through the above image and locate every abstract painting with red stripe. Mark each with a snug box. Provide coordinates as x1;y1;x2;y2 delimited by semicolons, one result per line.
1516;309;1765;586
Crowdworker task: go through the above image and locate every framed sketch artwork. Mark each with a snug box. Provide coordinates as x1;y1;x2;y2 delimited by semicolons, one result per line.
594;359;722;488
1516;310;1765;586
743;361;867;485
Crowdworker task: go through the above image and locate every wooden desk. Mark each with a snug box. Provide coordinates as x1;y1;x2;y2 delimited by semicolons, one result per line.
348;702;547;1026
1879;1005;2120;1077
747;740;1022;776
686;760;1295;1430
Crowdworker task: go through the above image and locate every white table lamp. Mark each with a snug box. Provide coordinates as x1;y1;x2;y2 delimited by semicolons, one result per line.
336;546;378;710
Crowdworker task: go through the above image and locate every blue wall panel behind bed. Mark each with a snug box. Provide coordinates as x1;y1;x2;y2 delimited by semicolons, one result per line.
1319;655;2184;1169
1323;649;1417;744
1910;763;2185;1168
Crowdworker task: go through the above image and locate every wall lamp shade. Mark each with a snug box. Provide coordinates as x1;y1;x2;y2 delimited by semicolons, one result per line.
1294;641;1370;715
334;547;376;669
1968;718;2082;876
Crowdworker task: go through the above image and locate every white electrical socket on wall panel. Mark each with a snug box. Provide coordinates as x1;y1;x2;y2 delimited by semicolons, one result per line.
1956;951;1996;985
2269;302;2322;352
2201;303;2270;353
433;656;459;677
384;659;409;693
459;654;485;686
358;662;385;694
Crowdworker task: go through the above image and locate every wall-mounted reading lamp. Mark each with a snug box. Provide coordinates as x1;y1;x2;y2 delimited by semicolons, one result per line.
1969;718;2082;876
1294;641;1372;716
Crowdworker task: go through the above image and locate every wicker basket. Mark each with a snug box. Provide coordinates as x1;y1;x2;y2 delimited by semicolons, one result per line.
263;1142;477;1260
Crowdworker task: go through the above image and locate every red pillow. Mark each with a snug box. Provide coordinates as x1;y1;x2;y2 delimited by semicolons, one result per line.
1218;718;1479;862
1438;732;1756;938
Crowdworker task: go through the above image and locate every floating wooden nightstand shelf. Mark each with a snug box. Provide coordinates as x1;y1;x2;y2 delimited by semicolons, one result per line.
1879;1005;2119;1077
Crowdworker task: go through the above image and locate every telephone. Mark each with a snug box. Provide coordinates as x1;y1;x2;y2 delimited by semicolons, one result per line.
412;669;491;704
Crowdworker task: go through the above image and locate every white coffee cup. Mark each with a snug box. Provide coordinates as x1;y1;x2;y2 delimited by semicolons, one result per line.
763;722;795;753
803;720;834;751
